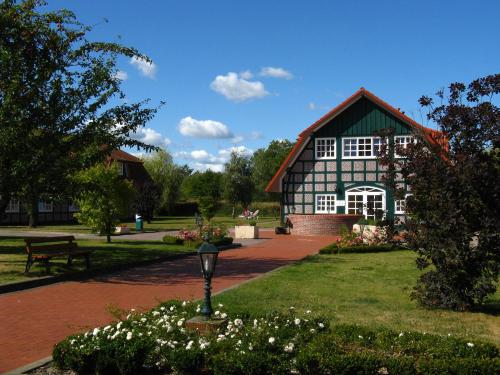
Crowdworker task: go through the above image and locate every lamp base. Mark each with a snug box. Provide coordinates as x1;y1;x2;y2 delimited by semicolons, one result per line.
186;316;228;334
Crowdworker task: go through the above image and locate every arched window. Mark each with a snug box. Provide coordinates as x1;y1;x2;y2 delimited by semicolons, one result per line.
345;186;385;220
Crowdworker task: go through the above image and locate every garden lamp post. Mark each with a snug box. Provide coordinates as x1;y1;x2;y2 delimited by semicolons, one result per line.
195;213;204;236
198;240;219;319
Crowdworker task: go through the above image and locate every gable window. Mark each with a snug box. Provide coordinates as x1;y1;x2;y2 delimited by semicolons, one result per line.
38;200;53;213
315;138;336;159
394;136;414;158
6;198;20;213
315;194;336;213
342;137;382;159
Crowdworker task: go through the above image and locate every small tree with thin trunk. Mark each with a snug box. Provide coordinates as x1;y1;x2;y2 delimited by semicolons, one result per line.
74;163;136;243
223;151;254;218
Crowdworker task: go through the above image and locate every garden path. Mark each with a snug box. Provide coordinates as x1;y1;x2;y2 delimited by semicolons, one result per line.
0;232;337;373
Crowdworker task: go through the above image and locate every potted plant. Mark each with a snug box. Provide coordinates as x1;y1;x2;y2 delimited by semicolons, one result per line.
234;219;259;239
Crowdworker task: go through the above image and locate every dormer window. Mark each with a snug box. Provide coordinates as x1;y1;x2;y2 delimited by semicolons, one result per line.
315;137;336;159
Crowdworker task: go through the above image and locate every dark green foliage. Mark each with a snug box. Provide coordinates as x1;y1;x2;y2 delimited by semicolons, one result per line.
379;75;500;311
0;0;160;226
251;140;294;201
223;152;254;218
135;180;161;223
319;244;398;254
210;237;233;247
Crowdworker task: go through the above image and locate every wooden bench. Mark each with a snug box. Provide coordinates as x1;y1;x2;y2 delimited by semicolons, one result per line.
24;236;92;273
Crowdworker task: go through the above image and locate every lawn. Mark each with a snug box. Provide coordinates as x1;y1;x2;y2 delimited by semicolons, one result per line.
0;215;280;234
214;250;500;346
0;237;193;284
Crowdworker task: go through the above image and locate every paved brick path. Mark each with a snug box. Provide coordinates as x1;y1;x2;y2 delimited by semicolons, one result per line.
0;233;336;373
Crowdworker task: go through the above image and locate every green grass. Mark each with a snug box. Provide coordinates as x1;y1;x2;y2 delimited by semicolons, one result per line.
0;237;193;284
0;215;280;234
214;251;500;346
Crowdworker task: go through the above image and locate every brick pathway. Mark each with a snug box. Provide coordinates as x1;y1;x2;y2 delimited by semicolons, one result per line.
0;233;336;373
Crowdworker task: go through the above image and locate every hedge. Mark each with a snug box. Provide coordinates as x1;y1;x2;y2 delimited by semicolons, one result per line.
53;301;499;375
319;244;400;254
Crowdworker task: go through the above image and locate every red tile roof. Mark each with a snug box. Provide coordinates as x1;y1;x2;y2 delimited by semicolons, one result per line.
265;88;447;192
109;149;143;163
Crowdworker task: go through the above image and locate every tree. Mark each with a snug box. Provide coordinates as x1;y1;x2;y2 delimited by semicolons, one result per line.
74;163;136;243
0;0;159;226
223;152;254;218
385;75;500;311
182;170;222;221
134;180;160;223
251;140;294;200
143;150;191;214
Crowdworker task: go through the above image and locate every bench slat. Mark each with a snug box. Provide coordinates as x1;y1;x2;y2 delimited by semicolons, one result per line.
32;250;91;259
27;243;77;253
25;236;75;245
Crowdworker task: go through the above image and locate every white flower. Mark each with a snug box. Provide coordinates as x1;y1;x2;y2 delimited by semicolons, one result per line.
218;303;224;307
467;342;474;347
294;318;301;325
70;339;75;345
234;318;243;327
170;306;175;311
126;332;133;340
160;307;165;311
306;310;312;314
284;343;294;353
214;310;220;316
186;340;194;350
177;319;184;327
196;305;201;313
253;319;258;328
221;313;228;319
289;306;295;310
358;335;363;339
318;322;325;329
399;332;404;337
103;325;111;331
93;328;100;336
248;344;253;351
141;318;147;323
268;337;276;344
117;322;122;330
182;301;187;307
310;328;316;334
152;311;160;316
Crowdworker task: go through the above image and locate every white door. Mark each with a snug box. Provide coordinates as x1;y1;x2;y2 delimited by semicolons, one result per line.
346;187;385;220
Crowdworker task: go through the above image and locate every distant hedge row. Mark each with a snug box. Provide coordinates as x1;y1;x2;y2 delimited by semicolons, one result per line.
168;201;281;217
319;244;401;254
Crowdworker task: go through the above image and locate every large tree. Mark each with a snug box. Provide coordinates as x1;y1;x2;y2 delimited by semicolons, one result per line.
223;151;254;218
143;149;191;214
384;75;500;311
0;0;159;226
251;140;294;201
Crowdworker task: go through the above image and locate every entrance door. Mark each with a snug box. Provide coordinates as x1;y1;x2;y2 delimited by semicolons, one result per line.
346;187;385;220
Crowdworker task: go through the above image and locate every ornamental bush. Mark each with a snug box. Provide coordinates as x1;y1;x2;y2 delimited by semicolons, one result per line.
53;301;499;375
319;244;398;254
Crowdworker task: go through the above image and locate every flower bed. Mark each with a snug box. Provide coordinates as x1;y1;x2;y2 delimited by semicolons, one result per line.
53;301;499;375
319;244;399;254
163;225;233;249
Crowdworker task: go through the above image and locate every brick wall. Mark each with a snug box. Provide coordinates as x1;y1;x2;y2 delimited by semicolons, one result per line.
288;214;362;235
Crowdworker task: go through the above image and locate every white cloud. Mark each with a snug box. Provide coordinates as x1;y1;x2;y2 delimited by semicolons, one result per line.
194;163;224;173
239;70;253;80
210;72;269;102
308;102;317;110
114;70;128;81
231;135;244;143
250;131;263;140
176;150;225;165
178;116;233;139
218;145;254;158
259;66;293;80
131;127;171;147
130;56;157;79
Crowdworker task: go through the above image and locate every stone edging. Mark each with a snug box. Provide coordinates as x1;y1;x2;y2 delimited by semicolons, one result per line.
3;356;52;375
0;243;242;295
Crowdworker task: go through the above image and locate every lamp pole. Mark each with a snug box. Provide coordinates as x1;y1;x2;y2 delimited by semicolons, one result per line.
197;240;219;319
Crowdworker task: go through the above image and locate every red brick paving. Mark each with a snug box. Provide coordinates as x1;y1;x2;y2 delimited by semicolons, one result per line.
0;233;336;373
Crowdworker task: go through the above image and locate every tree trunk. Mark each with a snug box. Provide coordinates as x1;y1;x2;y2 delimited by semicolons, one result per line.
28;194;38;228
0;194;9;222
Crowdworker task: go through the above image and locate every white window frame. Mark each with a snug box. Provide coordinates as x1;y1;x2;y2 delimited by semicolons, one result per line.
315;137;336;159
315;194;337;213
5;198;20;213
394;135;414;158
342;137;383;159
395;194;412;214
345;186;386;220
117;162;125;176
38;200;53;213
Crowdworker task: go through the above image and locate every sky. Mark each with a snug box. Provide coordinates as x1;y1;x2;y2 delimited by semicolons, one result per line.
46;0;500;172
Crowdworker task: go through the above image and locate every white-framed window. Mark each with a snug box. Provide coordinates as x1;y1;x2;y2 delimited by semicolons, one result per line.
6;198;20;213
345;186;385;220
395;194;412;214
394;136;414;158
315;137;336;159
117;162;125;176
315;194;337;213
342;137;383;159
38;200;53;213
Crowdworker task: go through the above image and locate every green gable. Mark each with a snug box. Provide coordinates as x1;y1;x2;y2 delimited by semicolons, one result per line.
314;97;413;137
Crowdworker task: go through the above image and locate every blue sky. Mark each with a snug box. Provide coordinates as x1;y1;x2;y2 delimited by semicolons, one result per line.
47;0;500;171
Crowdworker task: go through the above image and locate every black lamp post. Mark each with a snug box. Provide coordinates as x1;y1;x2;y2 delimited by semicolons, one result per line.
198;240;219;319
195;213;204;236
